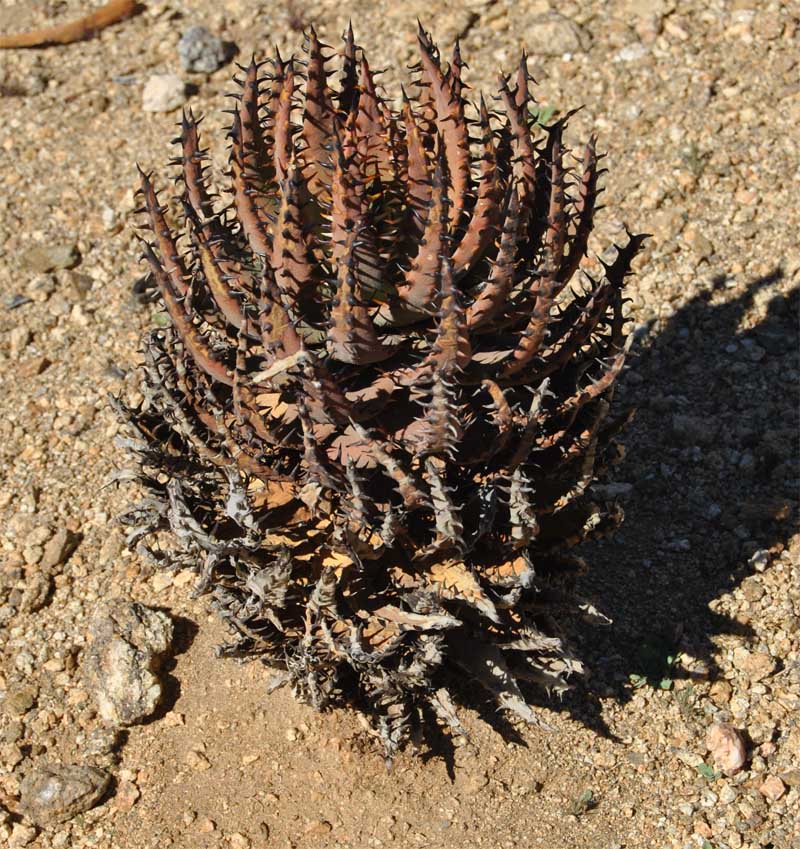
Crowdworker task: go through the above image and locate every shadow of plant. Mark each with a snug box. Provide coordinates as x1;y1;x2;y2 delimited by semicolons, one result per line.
562;268;798;730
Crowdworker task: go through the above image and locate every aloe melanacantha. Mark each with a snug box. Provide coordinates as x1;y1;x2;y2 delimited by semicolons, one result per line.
119;23;645;757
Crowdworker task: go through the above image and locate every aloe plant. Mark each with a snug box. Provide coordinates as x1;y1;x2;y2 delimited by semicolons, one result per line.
118;23;645;757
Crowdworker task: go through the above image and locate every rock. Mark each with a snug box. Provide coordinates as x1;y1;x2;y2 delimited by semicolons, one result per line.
455;768;489;795
708;679;732;705
623;0;671;16
706;722;746;775
151;572;174;592
142;74;186;113
4;686;37;717
229;833;251;849
748;549;771;572
84;602;174;726
18;355;50;378
9;327;31;358
114;780;140;812
186;750;211;771
9;823;37;847
758;775;785;801
671;413;717;446
20;243;79;273
683;227;714;259
2;742;23;769
626;0;666;41
198;817;216;833
650;208;686;243
524;13;591;56
615;43;649;62
731;646;775;681
101;204;119;233
178;25;227;73
779;768;800;787
26;274;56;303
19;573;52;613
39;528;79;571
84;727;121;757
19;764;111;825
304;819;333;837
741;580;764;602
754;321;791;356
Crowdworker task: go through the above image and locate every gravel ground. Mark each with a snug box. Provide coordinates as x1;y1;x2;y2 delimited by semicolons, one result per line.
0;1;798;847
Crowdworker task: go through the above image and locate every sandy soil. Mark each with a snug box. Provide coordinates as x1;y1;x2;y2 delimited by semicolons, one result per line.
0;1;798;848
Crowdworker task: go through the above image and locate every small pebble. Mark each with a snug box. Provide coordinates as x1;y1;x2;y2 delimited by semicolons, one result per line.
615;43;648;62
748;549;771;572
9;823;38;847
84;727;120;757
114;780;140;812
706;722;746;775
304;819;333;837
186;750;211;771
731;646;775;682
4;687;37;717
151;572;174;592
178;25;228;73
759;775;785;802
142;74;187;113
39;528;77;571
779;769;800;787
9;327;32;358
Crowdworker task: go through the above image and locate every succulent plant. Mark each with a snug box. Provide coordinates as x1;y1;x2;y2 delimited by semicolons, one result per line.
118;23;645;757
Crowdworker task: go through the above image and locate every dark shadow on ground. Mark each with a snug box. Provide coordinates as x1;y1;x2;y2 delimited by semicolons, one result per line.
557;269;799;732
145;611;199;723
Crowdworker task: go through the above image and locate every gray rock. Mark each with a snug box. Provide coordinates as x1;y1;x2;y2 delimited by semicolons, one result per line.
748;549;770;572
524;13;591;56
178;25;227;73
84;602;174;726
142;74;186;113
19;243;79;273
671;413;717;446
19;764;111;825
84;727;121;757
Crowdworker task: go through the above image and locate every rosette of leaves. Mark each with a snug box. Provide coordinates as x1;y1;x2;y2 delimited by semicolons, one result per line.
117;23;645;758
